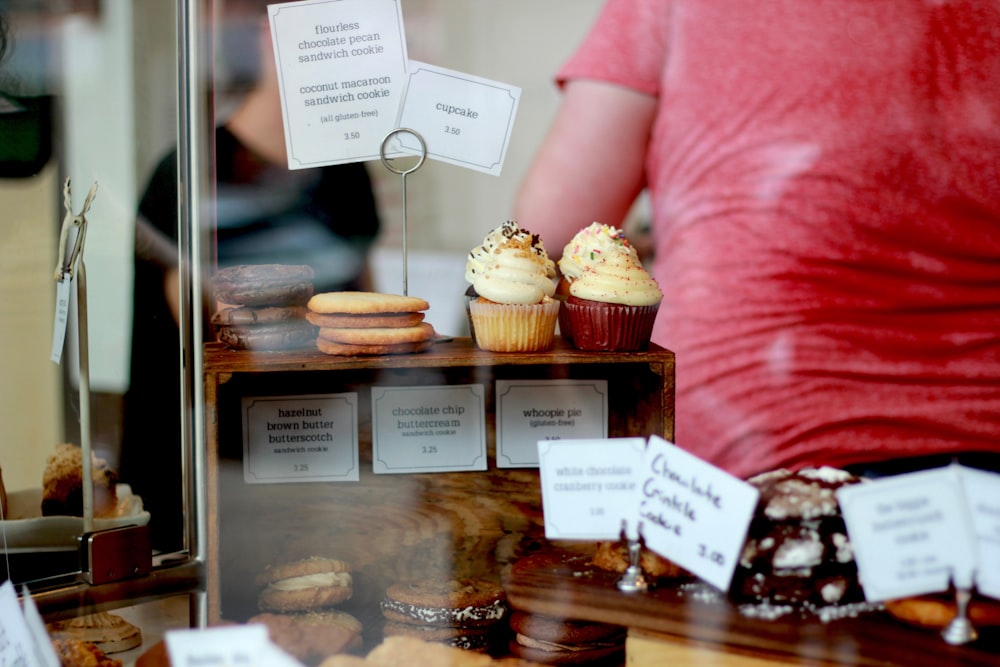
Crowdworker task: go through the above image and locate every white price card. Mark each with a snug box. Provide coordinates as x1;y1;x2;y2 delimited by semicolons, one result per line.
637;436;759;592
495;379;608;468
49;277;71;364
371;384;486;473
837;465;978;602
0;582;60;667
956;465;1000;600
538;438;645;540
392;61;520;176
166;624;301;667
268;0;409;168
242;394;359;483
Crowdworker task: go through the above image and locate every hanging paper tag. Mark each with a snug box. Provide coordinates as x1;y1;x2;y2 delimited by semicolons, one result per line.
50;276;72;364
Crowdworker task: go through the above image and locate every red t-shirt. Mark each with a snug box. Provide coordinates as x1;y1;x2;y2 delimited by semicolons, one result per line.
559;0;1000;478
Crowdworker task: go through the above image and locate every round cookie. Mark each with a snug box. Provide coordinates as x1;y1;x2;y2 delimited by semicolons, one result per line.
213;264;316;307
248;610;363;663
591;540;689;580
216;320;317;351
305;311;425;329
885;594;1000;629
213;304;308;325
382;620;496;652
380;579;508;628
318;322;436;345
257;556;353;612
317;338;434;356
308;291;429;315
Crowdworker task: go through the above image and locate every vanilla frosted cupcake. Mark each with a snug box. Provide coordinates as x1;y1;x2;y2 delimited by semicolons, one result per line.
564;250;662;351
557;223;637;341
466;223;559;352
465;220;556;345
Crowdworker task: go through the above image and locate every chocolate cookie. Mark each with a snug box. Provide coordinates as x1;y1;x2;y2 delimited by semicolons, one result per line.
213;264;315;307
216;320;317;351
381;579;508;628
507;611;625;666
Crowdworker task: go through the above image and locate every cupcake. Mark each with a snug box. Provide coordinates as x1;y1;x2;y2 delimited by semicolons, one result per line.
465;222;559;352
563;249;662;351
465;220;556;346
557;223;637;341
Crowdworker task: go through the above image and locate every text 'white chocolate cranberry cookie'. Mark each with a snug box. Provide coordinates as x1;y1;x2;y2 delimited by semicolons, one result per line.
308;291;435;356
729;466;867;611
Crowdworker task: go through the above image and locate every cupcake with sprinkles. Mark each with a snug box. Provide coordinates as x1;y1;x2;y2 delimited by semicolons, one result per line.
556;222;638;341
563;245;662;352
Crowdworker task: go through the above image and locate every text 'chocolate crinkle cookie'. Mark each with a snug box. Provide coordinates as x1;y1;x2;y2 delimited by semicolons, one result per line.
211;264;318;350
308;291;435;356
729;466;867;609
380;579;508;652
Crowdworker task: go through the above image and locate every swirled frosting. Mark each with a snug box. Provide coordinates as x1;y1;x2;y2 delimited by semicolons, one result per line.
466;220;556;285
472;235;557;305
569;251;662;306
559;222;637;280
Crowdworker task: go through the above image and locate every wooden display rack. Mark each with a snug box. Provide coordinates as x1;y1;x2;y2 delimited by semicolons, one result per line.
202;337;675;627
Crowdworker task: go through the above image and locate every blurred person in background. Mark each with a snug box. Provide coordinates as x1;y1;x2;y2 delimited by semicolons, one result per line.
121;0;382;552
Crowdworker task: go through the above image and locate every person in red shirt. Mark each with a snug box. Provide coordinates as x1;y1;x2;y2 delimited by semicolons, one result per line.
515;0;1000;479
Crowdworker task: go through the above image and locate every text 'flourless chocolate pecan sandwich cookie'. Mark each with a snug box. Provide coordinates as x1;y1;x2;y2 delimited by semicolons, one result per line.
211;264;318;350
307;291;436;356
380;579;509;653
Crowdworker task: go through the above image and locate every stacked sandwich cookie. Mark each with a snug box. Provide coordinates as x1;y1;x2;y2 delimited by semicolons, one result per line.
249;556;363;663
212;264;318;351
308;291;436;356
507;612;625;666
380;579;509;653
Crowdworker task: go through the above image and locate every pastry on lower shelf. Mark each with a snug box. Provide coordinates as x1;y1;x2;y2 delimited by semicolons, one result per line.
256;556;354;612
380;579;509;652
48;612;142;654
41;443;119;518
51;637;123;667
884;592;1000;629
507;611;625;666
591;539;691;582
248;610;364;664
729;466;867;609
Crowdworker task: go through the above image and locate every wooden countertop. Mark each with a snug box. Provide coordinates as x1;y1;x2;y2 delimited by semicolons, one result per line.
503;550;999;666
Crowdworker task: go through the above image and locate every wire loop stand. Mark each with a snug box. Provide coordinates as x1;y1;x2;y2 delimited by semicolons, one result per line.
616;520;649;593
380;128;427;296
941;575;979;645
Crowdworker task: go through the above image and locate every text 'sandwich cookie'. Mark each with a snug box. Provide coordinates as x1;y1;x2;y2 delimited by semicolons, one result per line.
380;579;509;652
308;291;435;356
256;556;354;613
211;264;318;351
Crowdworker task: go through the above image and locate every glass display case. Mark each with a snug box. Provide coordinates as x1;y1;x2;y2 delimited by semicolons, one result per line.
2;2;999;666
